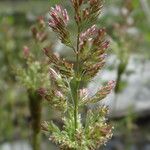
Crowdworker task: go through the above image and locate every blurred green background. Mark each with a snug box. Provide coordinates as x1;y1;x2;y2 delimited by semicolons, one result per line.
0;0;150;150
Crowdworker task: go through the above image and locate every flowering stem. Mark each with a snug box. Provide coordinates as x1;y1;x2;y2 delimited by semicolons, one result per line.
46;2;115;149
74;25;81;131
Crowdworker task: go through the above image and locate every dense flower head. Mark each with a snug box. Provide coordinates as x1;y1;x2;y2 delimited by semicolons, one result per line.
49;5;70;45
72;0;103;25
79;25;97;44
49;5;69;27
77;25;110;81
79;25;107;50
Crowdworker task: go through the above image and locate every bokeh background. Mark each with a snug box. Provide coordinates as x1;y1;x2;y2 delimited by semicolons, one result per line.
0;0;150;150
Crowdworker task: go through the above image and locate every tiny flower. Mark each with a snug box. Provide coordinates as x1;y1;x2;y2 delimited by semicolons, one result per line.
38;87;47;97
79;25;98;50
79;25;97;43
49;67;58;78
49;67;61;80
37;16;46;29
99;54;107;61
102;41;110;49
108;80;116;88
31;17;47;42
98;28;106;38
99;80;116;96
31;27;38;39
36;32;47;42
41;121;49;131
55;90;64;98
23;46;30;58
80;88;88;100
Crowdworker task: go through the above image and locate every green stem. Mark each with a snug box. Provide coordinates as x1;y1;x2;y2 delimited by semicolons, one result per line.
74;26;81;131
28;90;42;150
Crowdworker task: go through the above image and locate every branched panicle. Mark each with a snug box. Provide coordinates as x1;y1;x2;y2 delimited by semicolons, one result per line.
42;0;115;149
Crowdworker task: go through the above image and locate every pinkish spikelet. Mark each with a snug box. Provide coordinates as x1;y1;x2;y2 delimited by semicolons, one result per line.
48;5;70;45
79;25;97;42
99;80;116;96
49;5;69;28
102;41;110;49
80;88;88;99
23;46;30;58
38;88;47;97
107;80;116;89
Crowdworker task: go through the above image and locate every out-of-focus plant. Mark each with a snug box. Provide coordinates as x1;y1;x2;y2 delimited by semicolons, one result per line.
15;17;50;150
0;16;17;80
0;15;25;141
112;1;136;94
113;109;137;150
140;0;150;24
40;1;115;149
